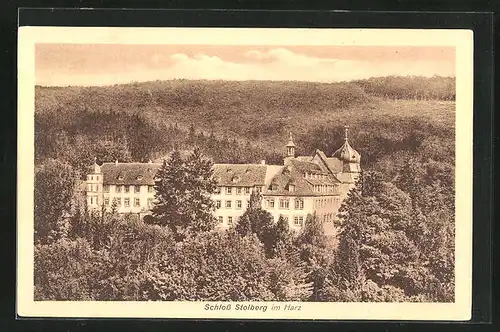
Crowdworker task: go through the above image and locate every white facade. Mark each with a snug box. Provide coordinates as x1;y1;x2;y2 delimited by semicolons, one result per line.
85;130;361;235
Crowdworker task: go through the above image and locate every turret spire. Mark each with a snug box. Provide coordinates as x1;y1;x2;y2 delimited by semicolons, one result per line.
285;132;296;161
344;125;349;141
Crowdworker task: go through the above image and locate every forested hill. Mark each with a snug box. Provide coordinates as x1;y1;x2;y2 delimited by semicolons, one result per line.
35;76;455;179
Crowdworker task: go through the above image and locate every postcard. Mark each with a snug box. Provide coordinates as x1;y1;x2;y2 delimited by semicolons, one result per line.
17;27;473;320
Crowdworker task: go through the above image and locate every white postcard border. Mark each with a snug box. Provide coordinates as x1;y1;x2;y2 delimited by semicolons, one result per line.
17;27;473;320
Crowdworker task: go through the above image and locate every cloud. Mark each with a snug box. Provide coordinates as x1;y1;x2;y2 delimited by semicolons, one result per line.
245;48;323;66
36;48;455;87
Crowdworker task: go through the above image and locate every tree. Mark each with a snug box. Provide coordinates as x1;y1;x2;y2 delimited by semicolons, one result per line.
151;148;217;240
34;159;77;244
294;213;332;301
332;171;432;301
271;215;294;258
139;230;275;301
235;191;276;257
395;156;424;201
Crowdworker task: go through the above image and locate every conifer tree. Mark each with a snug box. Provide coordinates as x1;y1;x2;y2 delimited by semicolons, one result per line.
235;190;276;257
271;215;294;258
34;159;77;244
152;148;216;240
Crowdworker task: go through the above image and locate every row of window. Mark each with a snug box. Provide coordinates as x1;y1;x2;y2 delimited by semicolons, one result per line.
314;197;340;209
313;184;337;193
107;185;154;193
304;173;327;180
321;213;337;223
88;184;155;193
214;198;305;210
87;175;100;181
214;186;262;195
215;200;245;209
216;214;305;226
265;198;303;210
217;216;234;225
101;197;154;208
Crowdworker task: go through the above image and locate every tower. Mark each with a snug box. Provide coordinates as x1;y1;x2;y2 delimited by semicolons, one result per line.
332;125;361;185
86;157;103;210
284;132;296;165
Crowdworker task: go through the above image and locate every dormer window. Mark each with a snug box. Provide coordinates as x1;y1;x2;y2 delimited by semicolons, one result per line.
137;175;143;181
232;176;241;183
227;168;232;173
117;175;124;181
288;184;295;192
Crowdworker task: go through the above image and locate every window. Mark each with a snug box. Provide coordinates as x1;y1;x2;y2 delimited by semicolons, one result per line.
295;198;304;210
216;200;221;209
124;198;130;207
225;200;232;208
227;216;233;225
116;186;122;193
226;187;232;195
279;198;290;209
134;198;140;207
124;186;130;193
114;198;121;206
147;198;153;208
104;185;110;193
214;187;221;194
236;187;242;195
134;185;141;193
148;185;154;193
280;215;289;223
104;198;109;206
96;176;99;181
255;186;262;193
267;198;275;209
236;200;242;209
218;216;223;224
245;187;251;194
87;184;91;191
294;216;304;226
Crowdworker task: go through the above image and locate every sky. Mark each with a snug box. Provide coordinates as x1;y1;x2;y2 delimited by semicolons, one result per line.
35;44;456;87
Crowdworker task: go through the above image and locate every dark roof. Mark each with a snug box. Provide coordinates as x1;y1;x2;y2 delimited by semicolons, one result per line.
264;165;340;197
288;159;327;174
310;150;342;181
325;157;342;173
212;164;267;187
333;140;361;163
101;162;161;185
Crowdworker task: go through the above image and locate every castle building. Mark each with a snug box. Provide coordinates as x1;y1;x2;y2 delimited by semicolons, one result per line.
85;127;361;235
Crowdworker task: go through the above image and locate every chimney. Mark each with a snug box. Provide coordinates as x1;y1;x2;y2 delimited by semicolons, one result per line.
260;160;266;165
148;159;152;164
115;160;118;165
